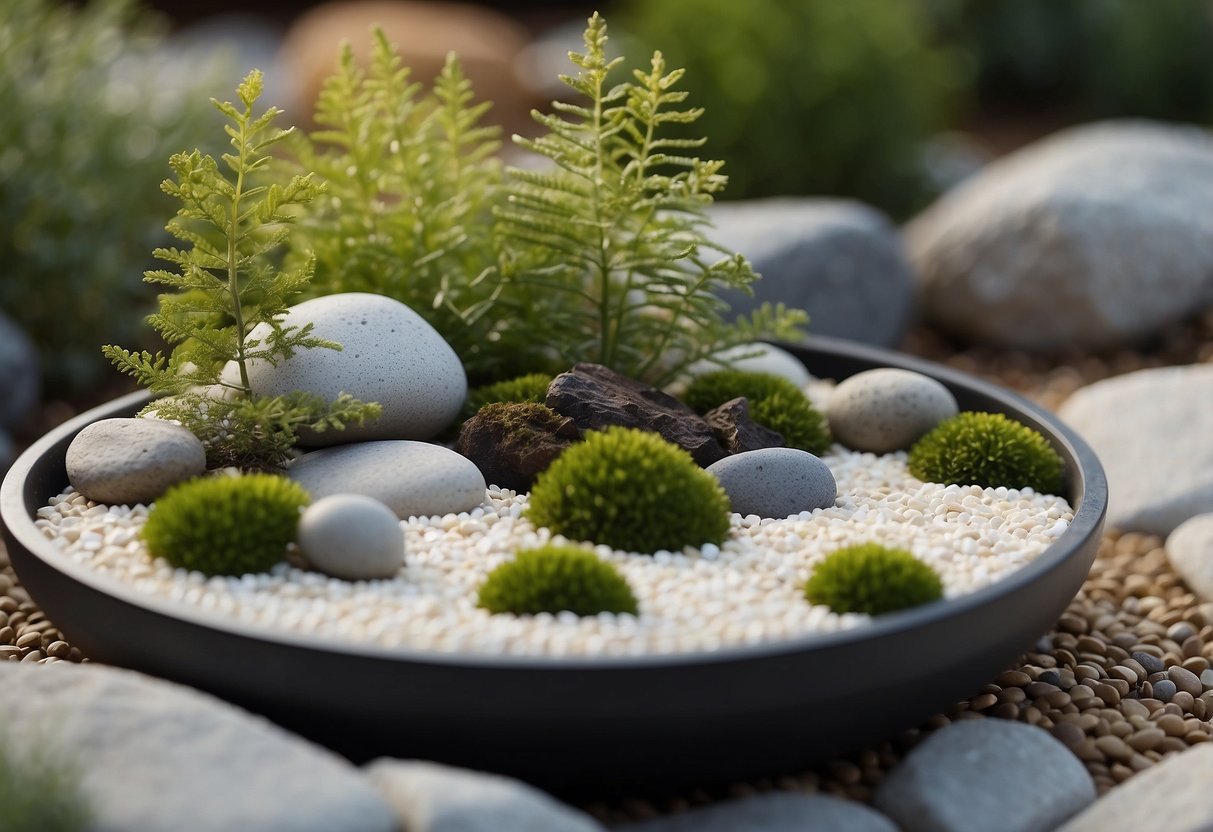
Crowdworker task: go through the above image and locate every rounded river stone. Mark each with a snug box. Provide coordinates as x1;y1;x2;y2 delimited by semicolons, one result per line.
66;418;206;505
827;368;958;453
706;448;836;519
297;494;405;581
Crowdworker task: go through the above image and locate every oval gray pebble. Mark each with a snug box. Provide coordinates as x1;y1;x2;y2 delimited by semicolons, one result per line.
66;418;206;505
827;368;959;453
1153;679;1178;703
297;494;405;581
706;448;836;519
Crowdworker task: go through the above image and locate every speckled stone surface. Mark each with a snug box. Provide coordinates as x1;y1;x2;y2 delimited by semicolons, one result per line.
706;448;836;519
288;440;486;519
686;343;814;389
239;292;467;444
827;368;959;454
1166;513;1213;602
65;418;206;505
619;792;898;832
297;494;406;580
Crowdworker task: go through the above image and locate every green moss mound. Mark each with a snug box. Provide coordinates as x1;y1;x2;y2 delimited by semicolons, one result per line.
477;545;639;616
142;474;310;576
682;370;830;454
464;373;554;418
526;426;731;553
805;543;943;615
0;735;91;832
908;411;1064;494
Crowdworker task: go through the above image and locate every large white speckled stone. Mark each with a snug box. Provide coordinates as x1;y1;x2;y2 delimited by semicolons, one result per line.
0;662;396;832
1058;364;1213;534
297;494;406;580
706;448;836;519
1166;513;1213;602
827;368;958;453
907;121;1213;351
289;441;486;519
66;418;206;505
240;292;466;444
364;759;604;832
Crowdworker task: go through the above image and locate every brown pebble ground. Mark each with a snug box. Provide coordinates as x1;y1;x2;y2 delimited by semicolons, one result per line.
4;311;1213;824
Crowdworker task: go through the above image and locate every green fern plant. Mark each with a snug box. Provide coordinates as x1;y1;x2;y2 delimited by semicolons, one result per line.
102;70;380;470
292;32;522;383
495;13;806;388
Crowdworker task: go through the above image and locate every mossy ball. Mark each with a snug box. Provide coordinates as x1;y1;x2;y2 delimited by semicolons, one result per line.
464;372;554;418
142;473;310;576
682;369;830;455
526;426;731;553
477;545;639;616
907;411;1064;494
805;543;943;615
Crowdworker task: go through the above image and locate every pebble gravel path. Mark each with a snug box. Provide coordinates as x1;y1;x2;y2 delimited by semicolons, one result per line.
5;312;1213;823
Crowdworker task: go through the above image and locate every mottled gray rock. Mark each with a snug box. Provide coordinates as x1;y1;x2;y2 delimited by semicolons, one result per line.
547;363;726;467
907;121;1213;351
297;494;405;580
706;448;836;518
685;342;813;389
1057;744;1213;832
709;198;916;347
618;792;897;832
237;292;466;444
0;662;395;832
66;418;206;505
704;397;784;454
0;309;39;429
364;759;603;832
873;720;1095;832
1167;513;1213;602
456;402;580;492
827;368;958;453
289;440;486;519
1058;365;1213;534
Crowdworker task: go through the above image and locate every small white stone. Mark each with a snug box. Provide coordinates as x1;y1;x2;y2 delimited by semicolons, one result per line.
297;495;406;581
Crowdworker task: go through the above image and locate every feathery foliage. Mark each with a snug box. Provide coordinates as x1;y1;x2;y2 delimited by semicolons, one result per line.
291;33;516;382
103;70;380;470
496;13;806;388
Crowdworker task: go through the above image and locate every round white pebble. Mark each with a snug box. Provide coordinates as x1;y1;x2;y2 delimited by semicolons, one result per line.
297;494;405;581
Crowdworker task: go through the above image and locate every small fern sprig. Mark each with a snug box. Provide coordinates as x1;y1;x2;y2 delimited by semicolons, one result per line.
293;31;513;382
103;70;380;470
497;13;806;388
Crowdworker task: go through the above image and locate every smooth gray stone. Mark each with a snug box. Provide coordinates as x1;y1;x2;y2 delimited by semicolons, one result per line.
1166;513;1213;602
297;494;406;580
826;368;958;454
709;198;916;347
65;417;206;505
873;720;1095;832
1059;364;1213;535
707;448;836;518
618;792;898;832
0;308;39;429
0;662;395;832
364;759;604;832
289;440;486;519
1057;744;1213;832
907;120;1213;351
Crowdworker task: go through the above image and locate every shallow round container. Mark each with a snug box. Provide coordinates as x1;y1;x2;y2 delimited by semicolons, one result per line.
0;336;1106;794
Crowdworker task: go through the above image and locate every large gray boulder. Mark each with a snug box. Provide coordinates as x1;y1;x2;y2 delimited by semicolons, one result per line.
0;662;396;832
0;309;38;429
873;720;1096;832
906;120;1213;351
1059;364;1213;535
618;792;898;832
709;198;916;347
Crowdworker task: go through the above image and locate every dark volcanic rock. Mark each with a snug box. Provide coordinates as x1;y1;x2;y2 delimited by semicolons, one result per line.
546;363;727;467
456;402;580;492
704;397;784;454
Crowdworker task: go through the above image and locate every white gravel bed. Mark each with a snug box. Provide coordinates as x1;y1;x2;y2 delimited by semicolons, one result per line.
32;447;1074;657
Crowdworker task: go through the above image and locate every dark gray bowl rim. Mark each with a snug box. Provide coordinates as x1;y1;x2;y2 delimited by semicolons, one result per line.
1;334;1107;671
